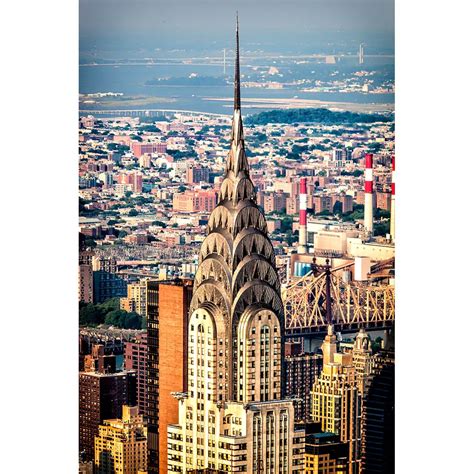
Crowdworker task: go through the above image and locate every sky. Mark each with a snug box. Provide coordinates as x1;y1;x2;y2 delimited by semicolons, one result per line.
80;0;394;56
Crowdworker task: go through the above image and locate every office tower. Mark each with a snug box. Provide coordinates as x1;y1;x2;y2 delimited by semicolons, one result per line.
298;177;308;254
311;326;361;474
158;280;193;474
92;256;127;303
124;333;148;415
284;352;322;422
94;405;148;474
305;429;349;474
167;18;306;473
364;154;374;234
361;351;395;474
121;280;148;316
79;370;137;461
146;280;160;472
390;155;395;240
146;280;193;474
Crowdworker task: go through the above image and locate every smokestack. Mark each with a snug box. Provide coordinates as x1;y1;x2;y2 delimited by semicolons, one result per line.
390;155;395;240
298;177;308;254
364;153;374;234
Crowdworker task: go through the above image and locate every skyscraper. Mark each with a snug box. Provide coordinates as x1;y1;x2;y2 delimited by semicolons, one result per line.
311;327;362;474
146;279;193;474
361;351;395;474
79;370;137;461
94;405;148;474
124;333;148;415
167;17;305;473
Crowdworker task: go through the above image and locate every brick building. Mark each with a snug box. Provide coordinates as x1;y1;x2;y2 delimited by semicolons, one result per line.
124;333;148;415
131;141;167;158
146;279;193;474
186;165;210;184
172;190;217;213
79;370;137;461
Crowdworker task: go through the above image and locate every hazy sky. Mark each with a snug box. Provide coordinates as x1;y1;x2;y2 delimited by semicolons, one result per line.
80;0;394;54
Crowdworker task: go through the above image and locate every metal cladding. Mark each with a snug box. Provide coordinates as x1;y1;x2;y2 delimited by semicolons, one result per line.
298;177;308;253
233;13;240;111
189;16;283;398
364;153;374;233
390;155;395;239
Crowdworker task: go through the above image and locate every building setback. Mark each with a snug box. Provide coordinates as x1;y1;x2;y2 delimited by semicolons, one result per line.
166;20;305;473
94;405;147;474
79;370;137;461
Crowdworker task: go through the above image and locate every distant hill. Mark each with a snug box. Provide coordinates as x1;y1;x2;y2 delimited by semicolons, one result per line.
246;108;393;125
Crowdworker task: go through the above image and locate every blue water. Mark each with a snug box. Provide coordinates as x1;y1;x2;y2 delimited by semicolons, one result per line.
79;63;394;115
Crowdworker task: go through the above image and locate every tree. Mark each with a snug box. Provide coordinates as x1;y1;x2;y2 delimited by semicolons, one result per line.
373;221;390;237
83;238;97;248
152;220;166;228
333;201;343;215
104;310;142;329
79;304;105;326
128;209;138;217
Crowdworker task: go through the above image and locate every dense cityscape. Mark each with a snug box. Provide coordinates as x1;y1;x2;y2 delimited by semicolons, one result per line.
79;16;395;474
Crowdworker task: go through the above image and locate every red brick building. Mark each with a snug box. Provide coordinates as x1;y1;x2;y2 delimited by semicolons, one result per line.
172;190;217;213
131;141;167;158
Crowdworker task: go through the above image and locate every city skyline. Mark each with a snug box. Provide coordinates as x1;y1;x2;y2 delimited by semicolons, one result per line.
78;7;395;474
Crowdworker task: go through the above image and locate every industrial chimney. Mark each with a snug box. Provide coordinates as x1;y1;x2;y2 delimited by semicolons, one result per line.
298;177;308;254
390;155;395;240
364;153;374;234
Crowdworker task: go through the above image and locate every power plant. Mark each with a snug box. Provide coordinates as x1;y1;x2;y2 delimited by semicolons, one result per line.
298;177;308;254
364;153;374;234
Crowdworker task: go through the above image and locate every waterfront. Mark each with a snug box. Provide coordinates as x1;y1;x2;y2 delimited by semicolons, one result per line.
80;59;394;115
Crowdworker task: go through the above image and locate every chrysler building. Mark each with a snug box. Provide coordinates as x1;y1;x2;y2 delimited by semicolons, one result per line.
167;16;305;473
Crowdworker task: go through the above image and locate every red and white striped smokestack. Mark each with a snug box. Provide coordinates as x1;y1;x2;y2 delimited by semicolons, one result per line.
390;155;395;240
364;153;374;233
298;177;308;254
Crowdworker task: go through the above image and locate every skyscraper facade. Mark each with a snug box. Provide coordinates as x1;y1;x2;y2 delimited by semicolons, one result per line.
124;333;148;415
361;351;395;474
167;19;305;473
146;279;193;474
79;370;137;461
311;327;361;474
94;405;148;474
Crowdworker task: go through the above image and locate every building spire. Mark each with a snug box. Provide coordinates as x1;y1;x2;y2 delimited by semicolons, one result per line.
234;11;241;110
